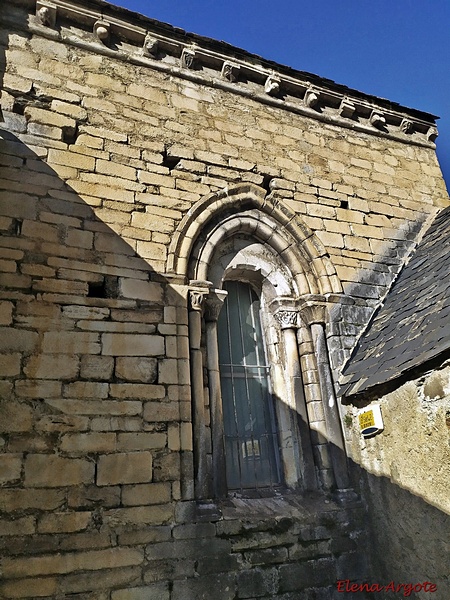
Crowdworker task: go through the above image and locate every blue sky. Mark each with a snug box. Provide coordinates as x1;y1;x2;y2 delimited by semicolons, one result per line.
112;0;450;188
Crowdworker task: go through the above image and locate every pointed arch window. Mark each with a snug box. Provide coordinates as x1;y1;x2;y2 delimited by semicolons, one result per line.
217;281;282;491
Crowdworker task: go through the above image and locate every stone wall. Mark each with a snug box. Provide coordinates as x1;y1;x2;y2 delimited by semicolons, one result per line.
0;0;449;598
344;363;450;598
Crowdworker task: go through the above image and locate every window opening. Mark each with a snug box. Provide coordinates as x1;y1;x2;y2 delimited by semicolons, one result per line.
217;281;281;491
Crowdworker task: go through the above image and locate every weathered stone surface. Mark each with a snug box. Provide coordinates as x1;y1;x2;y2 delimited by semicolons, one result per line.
24;455;95;487
115;357;157;383
0;1;449;598
97;452;153;485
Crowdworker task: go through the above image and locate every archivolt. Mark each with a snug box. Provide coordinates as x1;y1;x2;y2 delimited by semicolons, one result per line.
167;183;342;295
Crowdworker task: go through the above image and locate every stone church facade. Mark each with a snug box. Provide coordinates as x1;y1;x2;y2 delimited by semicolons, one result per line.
0;0;449;598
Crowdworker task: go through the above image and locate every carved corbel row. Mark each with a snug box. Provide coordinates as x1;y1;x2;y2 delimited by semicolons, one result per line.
32;0;438;145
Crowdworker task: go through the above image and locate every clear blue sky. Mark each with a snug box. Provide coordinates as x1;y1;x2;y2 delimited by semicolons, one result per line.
112;0;450;189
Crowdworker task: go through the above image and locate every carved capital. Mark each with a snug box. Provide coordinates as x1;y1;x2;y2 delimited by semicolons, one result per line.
265;75;280;96
400;118;413;134
297;295;327;326
221;61;240;83
304;88;319;109
427;126;438;142
369;110;386;129
299;304;327;326
181;48;196;69
275;310;298;330
94;20;110;44
36;1;57;27
143;34;159;57
339;97;356;119
204;290;227;322
189;290;206;312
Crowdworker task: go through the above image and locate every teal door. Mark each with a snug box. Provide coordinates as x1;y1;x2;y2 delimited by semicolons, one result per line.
217;281;281;491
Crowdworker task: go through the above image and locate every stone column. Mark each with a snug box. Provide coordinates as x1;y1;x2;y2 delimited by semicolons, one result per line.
188;283;210;500
300;301;350;491
204;290;228;498
274;308;317;490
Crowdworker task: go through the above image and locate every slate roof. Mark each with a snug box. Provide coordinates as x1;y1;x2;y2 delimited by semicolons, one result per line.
339;205;450;399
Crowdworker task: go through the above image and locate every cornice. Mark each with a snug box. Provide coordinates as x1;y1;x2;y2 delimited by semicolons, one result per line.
4;0;439;147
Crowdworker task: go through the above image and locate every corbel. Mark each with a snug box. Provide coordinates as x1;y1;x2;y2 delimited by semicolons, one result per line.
427;126;438;142
36;1;57;28
400;118;413;134
369;110;386;129
181;48;197;69
221;61;240;83
304;88;320;109
142;33;159;57
339;97;356;119
94;20;111;44
264;75;281;96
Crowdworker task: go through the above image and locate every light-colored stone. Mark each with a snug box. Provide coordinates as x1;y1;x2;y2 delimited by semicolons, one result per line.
97;452;153;485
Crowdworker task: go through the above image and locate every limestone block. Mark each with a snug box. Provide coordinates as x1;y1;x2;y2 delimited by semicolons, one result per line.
158;359;179;384
115;357;157;383
24;354;79;380
48;148;95;171
0;301;13;325
117;432;166;451
80;355;114;380
44;398;142;416
15;380;61;398
96;159;136;181
61;433;116;453
102;334;164;357
121;483;171;507
0;488;65;512
24;454;94;487
103;505;173;526
63;381;109;398
119;279;164;302
42;332;101;354
0;454;22;484
111;585;170;600
0;327;39;353
97;452;153;485
109;383;165;400
0;400;33;433
0;516;35;537
0;353;21;376
37;511;92;534
24;106;76;131
1;547;143;578
143;402;179;422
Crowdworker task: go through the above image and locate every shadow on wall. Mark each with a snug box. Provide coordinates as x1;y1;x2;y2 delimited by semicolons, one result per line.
0;130;186;491
348;457;450;600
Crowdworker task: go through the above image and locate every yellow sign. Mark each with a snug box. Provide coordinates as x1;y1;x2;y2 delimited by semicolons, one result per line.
359;410;375;430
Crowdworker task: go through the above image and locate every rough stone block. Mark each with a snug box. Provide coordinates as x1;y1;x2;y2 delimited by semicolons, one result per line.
97;452;153;485
80;355;114;380
0;327;39;353
121;483;171;506
24;354;79;380
115;357;158;382
61;433;116;453
42;332;100;354
117;432;166;451
37;511;91;534
0;454;22;484
24;454;94;487
102;334;164;357
0;353;21;377
111;584;170;600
